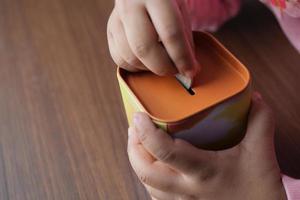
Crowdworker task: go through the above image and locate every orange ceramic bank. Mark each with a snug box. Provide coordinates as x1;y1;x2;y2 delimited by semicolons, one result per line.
117;32;251;150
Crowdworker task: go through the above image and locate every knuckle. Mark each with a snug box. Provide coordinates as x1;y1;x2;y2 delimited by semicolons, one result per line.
152;67;170;76
118;60;129;68
107;10;114;26
107;29;113;39
127;142;132;155
116;0;132;17
161;180;175;192
107;19;112;33
174;52;193;71
161;26;181;44
125;56;140;66
156;148;177;163
108;8;119;28
119;63;138;72
132;42;152;59
138;129;149;143
193;167;216;183
173;138;187;147
137;173;151;184
179;194;198;200
126;147;130;156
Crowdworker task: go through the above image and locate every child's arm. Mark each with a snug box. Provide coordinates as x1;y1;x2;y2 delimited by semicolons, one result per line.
127;92;287;200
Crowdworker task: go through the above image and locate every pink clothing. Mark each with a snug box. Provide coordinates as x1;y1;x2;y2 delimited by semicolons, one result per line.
185;0;241;31
185;0;300;199
283;175;300;200
262;0;300;52
186;0;300;52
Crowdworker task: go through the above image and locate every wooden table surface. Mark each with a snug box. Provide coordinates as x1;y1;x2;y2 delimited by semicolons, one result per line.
0;0;299;199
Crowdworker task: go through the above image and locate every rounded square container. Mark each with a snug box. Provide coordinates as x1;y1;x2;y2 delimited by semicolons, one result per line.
117;32;251;150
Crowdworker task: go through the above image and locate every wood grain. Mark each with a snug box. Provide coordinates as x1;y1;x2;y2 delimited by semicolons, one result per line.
0;0;299;199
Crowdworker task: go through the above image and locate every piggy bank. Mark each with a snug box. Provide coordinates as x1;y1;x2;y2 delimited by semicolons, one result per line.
117;32;251;150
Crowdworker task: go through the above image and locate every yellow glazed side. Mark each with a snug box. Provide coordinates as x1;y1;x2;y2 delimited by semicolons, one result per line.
117;72;168;131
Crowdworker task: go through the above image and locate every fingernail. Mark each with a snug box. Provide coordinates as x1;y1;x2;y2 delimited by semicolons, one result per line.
133;113;141;127
184;69;195;79
195;60;201;73
128;127;134;137
184;60;201;79
253;92;263;101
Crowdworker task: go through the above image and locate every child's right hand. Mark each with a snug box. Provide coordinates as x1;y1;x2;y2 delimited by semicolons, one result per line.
107;0;199;78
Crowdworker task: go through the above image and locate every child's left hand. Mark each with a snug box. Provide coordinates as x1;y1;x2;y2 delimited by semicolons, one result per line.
127;93;287;200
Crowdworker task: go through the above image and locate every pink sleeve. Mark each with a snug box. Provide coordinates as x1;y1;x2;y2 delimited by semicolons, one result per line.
185;0;241;32
260;0;300;18
260;0;300;52
282;175;300;200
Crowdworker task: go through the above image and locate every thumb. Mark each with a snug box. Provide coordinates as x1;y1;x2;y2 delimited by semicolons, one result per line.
133;112;214;175
241;92;275;153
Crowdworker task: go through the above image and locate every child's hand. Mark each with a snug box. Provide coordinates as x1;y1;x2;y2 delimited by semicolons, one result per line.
127;93;287;200
107;0;199;78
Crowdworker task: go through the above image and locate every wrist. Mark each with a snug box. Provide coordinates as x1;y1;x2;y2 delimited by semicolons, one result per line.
224;169;287;200
245;176;287;200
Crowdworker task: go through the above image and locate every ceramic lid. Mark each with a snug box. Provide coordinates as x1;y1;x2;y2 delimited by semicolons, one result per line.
119;32;250;123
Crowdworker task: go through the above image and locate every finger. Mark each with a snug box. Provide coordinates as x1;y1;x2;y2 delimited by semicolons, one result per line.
177;1;202;77
176;0;201;76
145;185;176;200
127;127;180;192
146;185;198;200
241;92;275;151
108;14;138;71
176;0;195;52
117;2;177;76
109;9;146;71
107;27;127;67
107;12;141;72
108;34;139;72
133;112;215;175
146;0;199;78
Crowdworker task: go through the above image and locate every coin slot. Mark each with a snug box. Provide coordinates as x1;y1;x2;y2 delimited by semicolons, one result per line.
186;87;195;95
176;79;195;95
